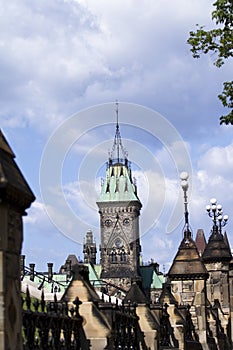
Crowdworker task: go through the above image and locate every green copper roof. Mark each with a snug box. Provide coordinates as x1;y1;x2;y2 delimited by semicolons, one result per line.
97;162;141;204
85;263;101;283
140;266;165;289
97;108;141;205
22;273;70;293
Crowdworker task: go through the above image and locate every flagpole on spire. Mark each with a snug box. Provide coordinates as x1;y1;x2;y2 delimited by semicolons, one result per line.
115;100;120;162
116;100;119;128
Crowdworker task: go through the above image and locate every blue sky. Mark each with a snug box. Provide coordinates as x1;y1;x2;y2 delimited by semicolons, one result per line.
1;0;233;272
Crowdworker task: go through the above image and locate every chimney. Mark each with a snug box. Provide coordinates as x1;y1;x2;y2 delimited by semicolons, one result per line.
29;263;35;281
20;255;25;276
66;259;72;281
48;262;53;282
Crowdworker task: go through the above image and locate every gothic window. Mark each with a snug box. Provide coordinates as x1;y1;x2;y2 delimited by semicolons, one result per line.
120;250;127;262
111;251;117;263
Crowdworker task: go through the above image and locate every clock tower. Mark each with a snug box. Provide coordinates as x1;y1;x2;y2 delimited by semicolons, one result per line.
97;105;142;292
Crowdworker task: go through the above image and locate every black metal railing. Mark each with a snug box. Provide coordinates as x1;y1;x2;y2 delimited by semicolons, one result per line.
22;287;84;350
112;301;139;349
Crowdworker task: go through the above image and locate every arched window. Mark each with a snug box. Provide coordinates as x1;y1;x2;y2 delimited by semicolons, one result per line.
111;251;117;263
120;249;127;262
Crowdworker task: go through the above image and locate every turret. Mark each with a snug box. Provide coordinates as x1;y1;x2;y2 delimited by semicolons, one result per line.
167;172;208;347
96;104;142;292
83;229;97;265
202;198;231;312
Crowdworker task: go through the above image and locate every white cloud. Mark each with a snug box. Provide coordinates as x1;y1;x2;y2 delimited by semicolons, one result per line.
3;0;233;271
198;144;233;180
188;143;233;246
24;201;49;226
1;0;228;139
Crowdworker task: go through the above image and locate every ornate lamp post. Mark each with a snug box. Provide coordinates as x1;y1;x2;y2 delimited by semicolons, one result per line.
180;171;192;241
206;198;228;234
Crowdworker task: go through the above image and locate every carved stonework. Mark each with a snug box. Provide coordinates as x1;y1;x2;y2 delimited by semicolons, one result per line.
8;209;22;254
99;204;141;287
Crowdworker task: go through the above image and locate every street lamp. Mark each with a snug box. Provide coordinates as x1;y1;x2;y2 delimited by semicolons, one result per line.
206;198;228;234
180;172;191;240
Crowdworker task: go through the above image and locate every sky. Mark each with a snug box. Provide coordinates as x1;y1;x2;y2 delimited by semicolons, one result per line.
1;0;233;272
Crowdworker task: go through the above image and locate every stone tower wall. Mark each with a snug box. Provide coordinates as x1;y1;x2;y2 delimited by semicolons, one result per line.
0;205;23;350
0;131;35;349
99;202;141;290
205;261;230;312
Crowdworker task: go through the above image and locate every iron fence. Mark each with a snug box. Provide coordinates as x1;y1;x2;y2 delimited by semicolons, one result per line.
22;287;83;350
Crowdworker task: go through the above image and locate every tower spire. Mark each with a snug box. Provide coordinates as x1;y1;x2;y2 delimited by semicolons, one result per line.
110;102;128;163
116;100;120;162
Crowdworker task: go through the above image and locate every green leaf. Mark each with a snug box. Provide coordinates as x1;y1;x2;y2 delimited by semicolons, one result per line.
187;0;233;125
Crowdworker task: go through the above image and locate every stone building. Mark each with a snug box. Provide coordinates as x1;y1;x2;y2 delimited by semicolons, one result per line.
162;177;233;349
80;113;233;348
2;111;231;349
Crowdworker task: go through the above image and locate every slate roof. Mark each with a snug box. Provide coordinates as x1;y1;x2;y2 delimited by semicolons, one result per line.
0;130;35;209
168;233;208;279
62;264;100;303
224;231;231;254
124;281;149;304
0;130;15;157
59;254;79;273
202;227;232;262
195;229;207;256
159;283;178;305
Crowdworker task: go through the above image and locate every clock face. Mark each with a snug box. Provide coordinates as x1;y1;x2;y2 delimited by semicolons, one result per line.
123;218;130;226
105;219;112;227
115;238;122;248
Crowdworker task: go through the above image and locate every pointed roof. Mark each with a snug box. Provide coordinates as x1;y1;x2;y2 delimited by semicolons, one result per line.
168;234;208;279
124;281;149;304
0;130;15;157
169;173;208;279
97;106;141;205
66;254;79;265
109;102;128;162
159;283;178;305
62;264;100;303
223;231;231;253
97;162;141;204
202;227;232;262
195;229;207;256
0;130;35;209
